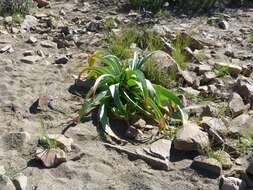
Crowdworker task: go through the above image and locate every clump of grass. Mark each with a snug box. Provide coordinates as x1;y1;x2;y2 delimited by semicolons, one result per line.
130;0;165;13
214;65;230;77
171;34;191;70
39;135;60;150
238;136;253;155
106;26;164;60
104;17;117;30
202;146;225;163
156;9;171;18
248;32;253;43
0;0;34;16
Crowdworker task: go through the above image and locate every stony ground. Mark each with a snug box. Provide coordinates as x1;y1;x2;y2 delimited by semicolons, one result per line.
0;0;253;190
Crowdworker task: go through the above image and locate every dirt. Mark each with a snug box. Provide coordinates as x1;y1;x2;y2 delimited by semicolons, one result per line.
0;0;253;189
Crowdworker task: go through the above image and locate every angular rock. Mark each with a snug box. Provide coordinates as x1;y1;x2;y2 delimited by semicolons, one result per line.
21;15;38;31
55;56;69;65
178;70;195;86
229;114;253;137
46;134;73;152
0;175;15;190
23;50;33;56
144;139;172;160
133;119;146;129
180;87;200;96
195;64;213;75
27;36;37;44
87;21;102;32
4;16;12;25
12;174;27;190
192;156;222;177
36;148;67;168
216;62;242;75
220;176;247;190
218;20;229;30
229;93;247;117
20;56;41;64
0;44;13;53
34;0;49;8
201;117;227;136
201;71;217;84
216;150;233;169
234;78;253;103
40;41;57;49
174;122;210;152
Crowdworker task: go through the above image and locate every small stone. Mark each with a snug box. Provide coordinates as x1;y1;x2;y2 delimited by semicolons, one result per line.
201;71;216;84
87;21;102;32
40;40;57;48
20;56;41;64
125;126;139;139
195;64;213;75
27;36;37;44
4;16;12;24
234;78;253;103
21;15;38;31
55;56;69;64
229;93;247;117
0;166;5;175
133;119;146;129
0;175;15;190
12;174;27;190
34;0;49;8
174;122;209;152
180;87;200;96
0;45;13;53
36;148;67;168
192;155;222;177
46;134;73;152
218;20;229;30
23;50;33;56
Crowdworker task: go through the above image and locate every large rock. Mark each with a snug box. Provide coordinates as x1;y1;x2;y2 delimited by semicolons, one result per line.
229;114;253;137
219;176;247;190
229;93;248;117
192;156;222;177
0;175;15;190
12;174;27;190
21;15;38;31
174;122;210;152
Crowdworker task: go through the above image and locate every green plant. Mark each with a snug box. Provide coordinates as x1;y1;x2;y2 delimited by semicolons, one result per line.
156;9;171;18
171;34;191;70
104;17;117;30
130;0;165;13
238;136;253;155
0;0;34;16
13;13;24;23
78;50;186;139
39;135;60;150
214;65;230;77
202;146;225;163
248;32;253;43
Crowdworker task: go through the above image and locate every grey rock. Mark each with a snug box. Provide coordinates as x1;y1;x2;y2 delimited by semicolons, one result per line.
201;71;216;84
195;64;213;75
0;166;5;175
21;15;38;31
192;156;222;176
145;139;172;160
178;70;195;86
125;126;140;139
4;132;30;150
216;62;242;75
87;21;103;32
12;174;27;190
133;119;146;129
27;36;37;44
36;148;67;168
4;16;12;24
174;122;209;152
229;93;247;117
23;50;33;56
229;114;253;137
0;175;15;190
220;176;247;190
234;78;253;103
20;56;41;64
180;87;200;96
40;40;57;48
218;20;229;30
201;117;227;136
55;56;69;64
0;44;13;53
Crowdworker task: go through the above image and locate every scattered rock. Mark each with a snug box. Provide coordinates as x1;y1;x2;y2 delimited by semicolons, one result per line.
234;78;253;103
229;114;253;137
87;21;103;32
219;176;247;190
21;15;38;31
4;16;12;25
40;40;57;49
0;44;13;53
27;36;37;44
216;62;242;75
201;117;227;136
144;139;172;160
218;20;229;30
23;50;33;56
0;175;15;190
12;174;27;190
125;125;139;139
55;56;69;65
20;56;41;64
36;148;67;168
133;119;146;129
192;156;222;177
0;166;5;175
229;93;248;117
46;134;73;152
174;122;209;152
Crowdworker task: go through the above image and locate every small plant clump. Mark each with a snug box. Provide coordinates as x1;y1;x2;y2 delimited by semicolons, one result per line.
214;65;230;77
39;135;60;150
248;32;253;43
238;136;253;156
130;0;165;13
78;50;185;139
0;0;34;16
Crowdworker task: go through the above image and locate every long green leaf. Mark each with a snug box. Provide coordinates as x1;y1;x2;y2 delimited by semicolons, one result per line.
109;83;126;114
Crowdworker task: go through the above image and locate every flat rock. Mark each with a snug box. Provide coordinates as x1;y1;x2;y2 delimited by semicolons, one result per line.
229;114;253;137
201;117;227;136
27;36;37;44
192;156;222;177
40;40;57;48
55;56;69;64
145;139;172;160
20;56;41;64
0;44;13;53
36;148;67;168
174;122;210;152
0;175;15;190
